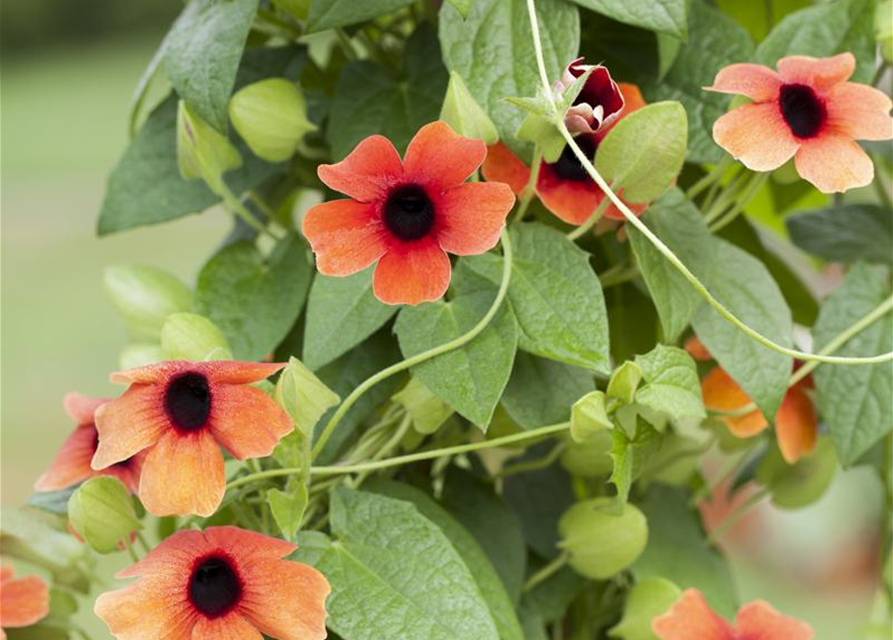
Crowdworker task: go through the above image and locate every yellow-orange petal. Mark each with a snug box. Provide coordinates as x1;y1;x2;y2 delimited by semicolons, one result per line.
701;368;769;438
794;133;874;193
436;182;514;255
713;103;800;172
735;600;813;640
302;199;389;276
317;134;403;202
372;240;451;306
0;570;49;629
705;63;783;102
34;424;98;492
193;614;264;640
93;384;166;469
210;384;293;460
481;143;530;195
403;121;487;189
652;589;735;640
776;53;855;92
774;386;818;464
63;392;109;425
826;82;893;141
536;163;602;225
94;581;197;640
138;430;225;517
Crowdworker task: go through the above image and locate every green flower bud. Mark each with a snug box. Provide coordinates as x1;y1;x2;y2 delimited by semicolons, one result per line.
757;437;837;509
393;377;454;435
229;78;316;163
609;577;681;640
560;430;614;477
68;477;141;554
104;265;192;341
119;343;166;370
267;484;309;541
177;100;241;192
160;312;231;361
440;71;499;145
517;112;566;163
558;497;648;579
571;390;612;442
607;361;643;406
274;357;340;438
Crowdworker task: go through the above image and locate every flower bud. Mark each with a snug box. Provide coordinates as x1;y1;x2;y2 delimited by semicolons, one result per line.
560;430;613;477
68;477;141;554
177;100;241;192
608;577;681;640
607;361;642;405
104;265;192;341
558;497;648;579
393;377;454;435
756;437;837;509
160;312;232;361
229;79;316;163
571;390;612;442
440;72;499;145
274;357;340;438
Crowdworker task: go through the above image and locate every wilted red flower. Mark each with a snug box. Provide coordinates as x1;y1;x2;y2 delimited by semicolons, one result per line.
481;83;647;225
556;58;625;135
92;361;292;517
706;52;893;193
0;564;49;639
35;393;145;494
303;121;515;306
95;526;330;640
652;588;812;640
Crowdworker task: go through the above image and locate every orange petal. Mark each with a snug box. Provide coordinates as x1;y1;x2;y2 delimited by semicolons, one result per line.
601;188;649;222
713;103;800;171
777;53;855;92
536;162;602;225
109;360;191;385
403;121;487;189
197;361;287;385
116;528;209;579
826;82;893;141
94;581;197;640
684;336;713;362
436;182;514;255
701;368;768;438
203;526;298;561
794;134;874;193
0;573;49;628
64;392;109;425
652;589;735;640
481;143;530;194
99;450;147;494
193;614;264;640
618;83;647;113
210;385;293;460
774;386;818;463
317;135;403;202
93;384;167;469
372;240;451;305
705;63;783;102
34;424;98;492
302;199;389;276
138;430;225;517
735;600;813;640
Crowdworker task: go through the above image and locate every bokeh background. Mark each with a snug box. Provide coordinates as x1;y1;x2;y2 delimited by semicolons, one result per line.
1;1;888;638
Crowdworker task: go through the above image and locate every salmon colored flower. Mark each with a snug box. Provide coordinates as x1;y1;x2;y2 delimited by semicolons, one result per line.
687;337;817;464
92;361;292;517
706;52;893;193
35;393;145;494
556;58;625;135
652;588;812;640
0;564;49;640
303;121;515;306
95;526;330;640
482;83;648;225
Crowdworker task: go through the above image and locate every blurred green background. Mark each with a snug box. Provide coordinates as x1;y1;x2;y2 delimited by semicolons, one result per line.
0;1;887;639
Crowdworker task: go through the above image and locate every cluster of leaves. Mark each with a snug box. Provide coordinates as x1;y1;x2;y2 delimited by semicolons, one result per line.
3;1;892;639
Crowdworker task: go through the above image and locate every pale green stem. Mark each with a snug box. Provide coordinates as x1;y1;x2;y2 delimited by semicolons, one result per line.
708;487;770;544
350;413;413;488
708;173;769;232
686;156;731;200
515;146;544;222
523;552;569;592
566;194;611;241
497;441;567;478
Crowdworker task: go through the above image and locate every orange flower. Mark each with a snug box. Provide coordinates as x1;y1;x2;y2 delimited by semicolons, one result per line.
482;83;648;225
0;564;49;639
687;337;817;464
303;121;515;306
555;58;626;135
652;588;812;640
92;361;292;517
706;52;893;193
35;393;145;494
94;526;330;640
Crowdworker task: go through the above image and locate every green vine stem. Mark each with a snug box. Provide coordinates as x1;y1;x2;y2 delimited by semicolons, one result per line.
523;552;569;592
515;146;544;222
566;193;611;240
708;487;771;544
310;227;515;460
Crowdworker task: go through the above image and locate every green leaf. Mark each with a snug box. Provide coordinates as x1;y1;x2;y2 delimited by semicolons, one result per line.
812;263;893;466
68;478;142;555
786;204;893;266
294;488;500;640
757;438;837;509
104;265;192;341
161;312;232;361
306;0;416;32
715;0;811;42
641;0;754;163
595;102;687;204
367;480;524;640
756;0;878;84
439;0;580;158
691;240;793;420
464;223;610;372
502;353;594;429
606;361;643;406
302;267;398;371
446;0;475;19
393;377;454;435
440;71;499;145
164;0;259;133
195;234;311;361
634;345;705;421
632;486;738;618
267;484;308;541
395;264;518;429
609;417;660;507
567;0;686;38
328;24;447;159
26;488;78;516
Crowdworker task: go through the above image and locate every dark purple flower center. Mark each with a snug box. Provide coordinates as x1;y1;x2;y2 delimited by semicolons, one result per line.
575;67;624;120
164;372;211;431
779;84;826;139
384;184;435;241
552;136;596;182
189;556;242;618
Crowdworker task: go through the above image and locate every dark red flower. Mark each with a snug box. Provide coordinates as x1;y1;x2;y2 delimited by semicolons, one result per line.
556;58;625;135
